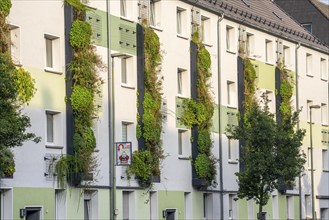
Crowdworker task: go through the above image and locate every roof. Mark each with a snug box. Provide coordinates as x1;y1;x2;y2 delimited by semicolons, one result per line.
309;0;329;19
181;0;329;54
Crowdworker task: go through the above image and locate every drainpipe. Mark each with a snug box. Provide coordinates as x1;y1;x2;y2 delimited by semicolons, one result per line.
217;12;225;220
295;42;302;220
106;1;115;219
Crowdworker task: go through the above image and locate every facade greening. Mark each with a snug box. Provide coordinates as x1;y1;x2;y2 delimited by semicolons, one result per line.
0;0;328;220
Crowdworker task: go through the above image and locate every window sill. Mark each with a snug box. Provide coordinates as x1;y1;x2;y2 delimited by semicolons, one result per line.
226;50;236;55
321;124;328;127
265;62;274;66
121;84;135;90
46;144;64;149
94;149;100;153
177;94;188;99
178;156;191;160
306;73;314;78
14;62;22;67
323;169;329;173
45;68;62;75
120;16;135;23
177;34;189;40
321;77;328;82
227;105;237;109
228;160;239;164
150;25;163;32
203;42;213;47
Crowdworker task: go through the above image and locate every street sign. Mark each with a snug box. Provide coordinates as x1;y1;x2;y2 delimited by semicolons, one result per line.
116;142;132;166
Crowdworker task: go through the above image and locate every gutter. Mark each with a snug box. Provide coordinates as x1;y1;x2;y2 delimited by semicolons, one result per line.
295;42;302;220
105;1;115;219
217;12;225;220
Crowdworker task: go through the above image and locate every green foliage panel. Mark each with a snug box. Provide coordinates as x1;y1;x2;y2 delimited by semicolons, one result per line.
13;188;55;220
176;97;220;133
110;15;137;55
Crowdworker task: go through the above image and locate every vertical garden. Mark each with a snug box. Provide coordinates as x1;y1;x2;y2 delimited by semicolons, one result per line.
55;0;103;187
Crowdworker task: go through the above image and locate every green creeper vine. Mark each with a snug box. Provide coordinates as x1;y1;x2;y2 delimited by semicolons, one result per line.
55;0;103;188
127;24;164;187
0;0;38;178
180;31;216;185
243;58;257;120
278;62;293;120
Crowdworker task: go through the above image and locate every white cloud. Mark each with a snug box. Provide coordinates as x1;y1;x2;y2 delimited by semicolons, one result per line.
320;0;329;4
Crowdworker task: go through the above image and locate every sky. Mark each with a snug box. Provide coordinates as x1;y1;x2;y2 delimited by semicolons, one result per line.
320;0;329;4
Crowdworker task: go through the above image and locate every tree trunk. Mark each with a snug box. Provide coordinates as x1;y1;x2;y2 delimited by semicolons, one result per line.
258;203;263;220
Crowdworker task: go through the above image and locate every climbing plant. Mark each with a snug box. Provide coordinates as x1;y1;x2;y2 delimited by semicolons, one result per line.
0;0;39;178
55;0;103;188
127;23;164;187
180;31;216;185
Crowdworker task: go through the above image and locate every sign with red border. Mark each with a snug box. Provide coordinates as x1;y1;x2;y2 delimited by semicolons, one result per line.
116;142;132;166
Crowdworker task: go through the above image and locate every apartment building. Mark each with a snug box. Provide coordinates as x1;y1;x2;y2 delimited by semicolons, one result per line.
0;0;328;219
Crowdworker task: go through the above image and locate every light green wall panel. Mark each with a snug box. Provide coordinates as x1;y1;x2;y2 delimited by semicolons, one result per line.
294;196;300;220
86;9;108;47
238;198;248;219
300;122;327;147
135;190;150;220
278;194;287;220
110;15;137;55
26;67;66;111
13;187;55;220
158;190;185;220
220;106;239;134
192;191;204;220
66;188;84;220
250;60;275;91
98;189;110;220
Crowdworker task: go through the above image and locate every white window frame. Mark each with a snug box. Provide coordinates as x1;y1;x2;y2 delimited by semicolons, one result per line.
307;100;313;122
283;45;290;68
226;26;235;53
265;39;273;64
178;129;189;157
45;110;63;148
321;58;328;81
120;55;134;88
9;25;20;65
246;33;254;57
44;34;60;72
120;0;127;17
306;53;313;76
177;68;188;97
122;121;133;142
227;81;236;107
323;149;329;171
200;15;210;44
321;103;328;125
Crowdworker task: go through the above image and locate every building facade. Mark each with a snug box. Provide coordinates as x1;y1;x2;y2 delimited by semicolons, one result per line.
0;0;328;219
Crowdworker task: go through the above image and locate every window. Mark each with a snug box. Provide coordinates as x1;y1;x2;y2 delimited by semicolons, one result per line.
265;39;273;63
272;195;278;219
302;23;312;33
120;56;133;86
150;192;158;220
227;81;236;107
84;199;91;220
123;191;134;220
321;58;328;80
226;26;235;52
184;192;192;220
25;207;42;220
178;129;188;157
9;26;20;64
305;195;312;218
120;0;126;17
177;68;188;96
55;190;65;220
200;16;210;43
283;45;290;67
286;196;294;219
246;33;254;57
46;111;62;147
306;53;313;76
307;100;313;122
323;149;329;170
122;122;133;142
203;193;212;220
321;104;327;125
45;34;60;71
229;194;237;220
265;90;274;113
176;8;186;36
149;0;161;27
228;139;238;162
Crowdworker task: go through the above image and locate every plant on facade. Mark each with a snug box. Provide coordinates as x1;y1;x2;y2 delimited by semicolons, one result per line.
226;54;305;219
55;0;103;188
128;23;164;187
0;0;39;178
180;31;216;185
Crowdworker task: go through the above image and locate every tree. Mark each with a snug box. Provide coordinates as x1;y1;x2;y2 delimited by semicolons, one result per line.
226;99;305;219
